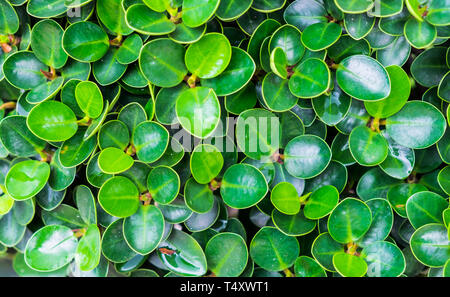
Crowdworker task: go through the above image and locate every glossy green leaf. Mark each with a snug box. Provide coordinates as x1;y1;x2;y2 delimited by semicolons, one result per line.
25;225;77;272
158;229;207;277
284;135;332;179
182;0;220;28
133;121;169;163
289;58;331;98
98;147;134;174
304;185;339;220
250;226;299;271
123;205;165;255
386;101;446;149
27;101;78;142
301;22;342;51
333;252;367;277
62;22;109;63
349;125;388;166
336;55;391;101
75;81;104;119
185;33;232;79
410;223;450;267
205;232;248;277
31;19;67;68
406;191;448;229
75;224;101;271
6;160;49;201
328;198;372;244
98;176;140;218
364;65;411;118
221;164;268;209
201;46;255;96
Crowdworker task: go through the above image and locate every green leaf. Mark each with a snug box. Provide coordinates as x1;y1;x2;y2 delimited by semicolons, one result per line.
344;13;375;40
182;0;220;28
271;209;316;236
101;219;137;263
336;55;391;101
410;223;450;267
62;22;109;63
250;226;299;271
357;167;402;201
387;183;427;218
205;232;248;277
185;33;232;79
349;125;388;166
133;121;169;163
252;0;286;12
406;191;448;229
425;0;450;26
0;116;46;157
304;185;339;220
356;199;393;247
216;0;252;21
74;185;97;225
312;77;352;126
376;36;411;67
262;72;298;112
438;166;450;196
75;81;104;119
0;0;19;35
191;144;223;184
98;176;140;218
328;198;372;244
404;18;437;49
176;87;221;139
184;196;220;232
59;127;96;168
158;229;207;277
284;135;331;179
236;108;281;160
289;58;331;98
31;19;68;68
123;205;165;255
364;65;411;118
26;77;64;104
126;4;175;35
269;24;304;65
294;256;327;277
221;164;268;209
386;101;446;149
333;252;367;277
410;47;448;87
311;232;345;271
379;130;415;179
201;46;256;96
3;51;47;90
301;22;342;51
139;38;187;88
270;182;301;215
27;0;68;18
41;204;84;230
27;101;78;142
25;225;77;272
334;0;374;13
6;160;50;201
361;241;406;277
75;224;101;271
98;147;134;174
97;0;132;35
147;166;180;205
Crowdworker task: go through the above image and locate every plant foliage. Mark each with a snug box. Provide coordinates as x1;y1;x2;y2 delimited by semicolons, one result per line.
0;0;449;278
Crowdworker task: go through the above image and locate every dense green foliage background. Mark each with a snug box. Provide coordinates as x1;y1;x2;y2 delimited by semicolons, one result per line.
0;0;449;277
